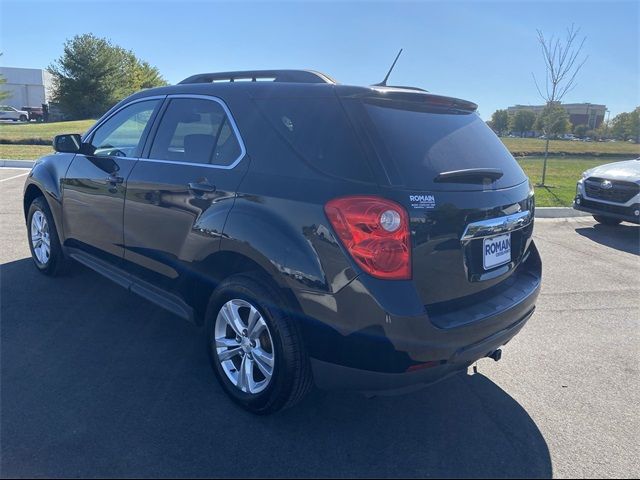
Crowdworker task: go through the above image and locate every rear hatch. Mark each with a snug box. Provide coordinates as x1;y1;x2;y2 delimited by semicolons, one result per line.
340;89;536;325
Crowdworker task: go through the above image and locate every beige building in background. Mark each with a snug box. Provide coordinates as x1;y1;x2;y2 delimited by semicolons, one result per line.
507;102;607;129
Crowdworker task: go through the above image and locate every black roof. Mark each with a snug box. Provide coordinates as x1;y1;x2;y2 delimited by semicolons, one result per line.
126;69;478;111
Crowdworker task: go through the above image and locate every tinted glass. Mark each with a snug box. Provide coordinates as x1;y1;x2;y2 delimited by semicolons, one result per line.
254;97;373;182
90;100;159;158
150;98;242;166
362;100;526;189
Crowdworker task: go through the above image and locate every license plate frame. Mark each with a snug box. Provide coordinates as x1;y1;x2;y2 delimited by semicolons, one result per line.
483;233;512;270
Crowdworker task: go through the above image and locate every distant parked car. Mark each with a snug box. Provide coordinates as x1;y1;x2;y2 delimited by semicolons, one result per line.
574;158;640;225
22;106;44;122
0;105;29;122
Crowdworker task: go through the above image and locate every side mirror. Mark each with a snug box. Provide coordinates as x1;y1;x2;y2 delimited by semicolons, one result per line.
53;134;83;153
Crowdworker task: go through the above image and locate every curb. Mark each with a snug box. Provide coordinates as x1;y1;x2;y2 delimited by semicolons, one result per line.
0;159;35;168
535;207;589;218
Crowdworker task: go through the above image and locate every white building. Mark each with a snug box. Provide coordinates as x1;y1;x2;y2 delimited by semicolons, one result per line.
0;67;53;108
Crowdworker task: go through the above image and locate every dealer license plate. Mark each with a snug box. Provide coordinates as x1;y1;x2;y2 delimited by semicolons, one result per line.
483;233;511;270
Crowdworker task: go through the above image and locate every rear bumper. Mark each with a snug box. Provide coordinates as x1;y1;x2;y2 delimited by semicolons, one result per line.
295;242;541;392
311;306;533;394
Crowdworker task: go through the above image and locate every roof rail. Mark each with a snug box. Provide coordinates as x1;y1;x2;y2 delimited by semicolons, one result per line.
179;70;336;85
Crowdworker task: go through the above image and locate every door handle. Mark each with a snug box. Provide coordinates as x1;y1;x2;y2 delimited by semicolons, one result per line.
188;182;216;193
106;175;124;185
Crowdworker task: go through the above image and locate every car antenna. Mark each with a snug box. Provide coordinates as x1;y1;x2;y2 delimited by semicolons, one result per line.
373;48;403;87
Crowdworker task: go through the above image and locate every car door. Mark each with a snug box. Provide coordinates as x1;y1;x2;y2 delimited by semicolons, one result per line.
123;94;248;295
62;97;162;264
0;106;13;120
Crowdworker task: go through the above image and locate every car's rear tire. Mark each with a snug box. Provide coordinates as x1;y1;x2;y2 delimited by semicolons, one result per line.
205;272;313;414
593;215;622;226
27;196;68;276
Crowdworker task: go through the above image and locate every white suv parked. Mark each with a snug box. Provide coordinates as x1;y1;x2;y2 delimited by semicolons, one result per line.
0;105;29;122
574;158;640;225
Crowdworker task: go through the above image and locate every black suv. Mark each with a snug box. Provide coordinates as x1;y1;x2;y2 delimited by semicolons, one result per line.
23;70;541;414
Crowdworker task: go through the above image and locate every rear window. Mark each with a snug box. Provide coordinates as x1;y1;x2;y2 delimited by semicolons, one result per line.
360;100;526;189
254;96;373;182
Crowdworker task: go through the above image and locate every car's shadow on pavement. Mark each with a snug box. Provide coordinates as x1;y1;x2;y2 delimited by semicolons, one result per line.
1;258;552;479
575;223;640;255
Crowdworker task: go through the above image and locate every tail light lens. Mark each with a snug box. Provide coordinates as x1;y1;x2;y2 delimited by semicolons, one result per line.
324;196;411;280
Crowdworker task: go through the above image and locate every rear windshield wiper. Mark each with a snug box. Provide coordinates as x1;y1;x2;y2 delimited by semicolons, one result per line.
434;168;504;184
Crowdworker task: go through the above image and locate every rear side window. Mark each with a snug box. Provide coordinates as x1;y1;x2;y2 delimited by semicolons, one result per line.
359;100;526;190
149;98;242;166
254;96;373;182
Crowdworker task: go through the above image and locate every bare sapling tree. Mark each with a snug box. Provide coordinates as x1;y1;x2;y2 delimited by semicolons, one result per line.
532;24;588;186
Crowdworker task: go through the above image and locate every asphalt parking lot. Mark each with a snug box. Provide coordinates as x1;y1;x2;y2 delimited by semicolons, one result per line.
1;167;639;478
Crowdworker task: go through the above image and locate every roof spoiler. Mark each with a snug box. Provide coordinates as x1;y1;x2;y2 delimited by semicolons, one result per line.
360;89;478;112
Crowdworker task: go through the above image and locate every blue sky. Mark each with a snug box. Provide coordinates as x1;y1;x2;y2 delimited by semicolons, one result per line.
1;0;638;119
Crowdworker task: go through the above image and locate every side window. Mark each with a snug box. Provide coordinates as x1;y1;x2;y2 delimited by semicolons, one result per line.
149;98;242;166
89;100;160;158
253;97;374;183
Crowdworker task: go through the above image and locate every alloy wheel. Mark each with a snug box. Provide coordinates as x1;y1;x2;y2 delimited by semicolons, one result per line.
214;299;275;394
31;210;51;265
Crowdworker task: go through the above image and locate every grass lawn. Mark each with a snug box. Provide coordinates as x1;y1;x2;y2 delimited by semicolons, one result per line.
503;137;639;156
0;119;95;144
0;144;54;160
518;156;614;207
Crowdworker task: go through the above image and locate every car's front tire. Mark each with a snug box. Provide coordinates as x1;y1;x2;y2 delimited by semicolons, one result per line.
19;115;28;122
205;273;313;414
593;215;622;226
27;196;68;276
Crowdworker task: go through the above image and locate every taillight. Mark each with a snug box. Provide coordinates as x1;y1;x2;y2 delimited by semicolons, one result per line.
324;196;411;280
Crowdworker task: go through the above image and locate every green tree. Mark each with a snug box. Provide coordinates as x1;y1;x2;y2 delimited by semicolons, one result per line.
573;124;588;138
610;112;629;140
0;53;11;102
585;129;600;141
594;121;610;140
135;60;166;90
48;34;167;119
509;110;536;137
535;103;572;139
490;109;509;135
609;108;639;142
625;107;640;143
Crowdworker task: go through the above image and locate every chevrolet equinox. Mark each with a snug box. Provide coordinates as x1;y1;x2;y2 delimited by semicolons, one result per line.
23;70;541;414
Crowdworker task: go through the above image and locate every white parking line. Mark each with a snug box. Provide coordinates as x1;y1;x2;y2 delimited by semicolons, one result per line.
0;172;29;182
